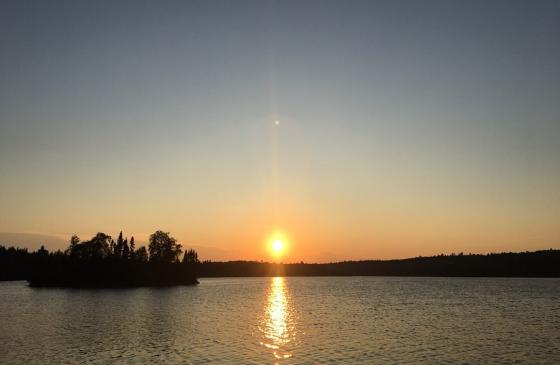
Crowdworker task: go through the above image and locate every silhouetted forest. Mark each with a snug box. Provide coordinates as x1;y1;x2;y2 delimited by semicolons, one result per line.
0;231;198;287
2;243;559;282
196;250;560;277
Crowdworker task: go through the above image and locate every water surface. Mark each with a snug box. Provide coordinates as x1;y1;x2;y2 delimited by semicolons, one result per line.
1;277;559;364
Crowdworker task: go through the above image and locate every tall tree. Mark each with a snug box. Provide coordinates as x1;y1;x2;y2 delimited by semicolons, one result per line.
116;231;124;258
148;230;182;263
183;249;199;266
122;238;129;259
66;235;80;255
182;249;199;277
129;236;136;260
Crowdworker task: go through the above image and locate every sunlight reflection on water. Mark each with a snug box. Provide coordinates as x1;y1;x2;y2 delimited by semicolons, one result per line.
259;277;297;362
1;278;559;364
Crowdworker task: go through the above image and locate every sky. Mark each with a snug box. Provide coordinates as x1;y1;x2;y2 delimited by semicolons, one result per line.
1;0;559;262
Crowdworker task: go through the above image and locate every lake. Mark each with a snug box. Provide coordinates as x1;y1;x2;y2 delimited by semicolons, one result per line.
1;277;559;364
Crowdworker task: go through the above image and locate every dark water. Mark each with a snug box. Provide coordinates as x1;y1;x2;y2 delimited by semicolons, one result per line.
1;277;559;364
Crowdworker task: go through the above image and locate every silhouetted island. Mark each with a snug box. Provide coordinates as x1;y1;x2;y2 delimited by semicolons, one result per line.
0;231;199;287
1;240;559;282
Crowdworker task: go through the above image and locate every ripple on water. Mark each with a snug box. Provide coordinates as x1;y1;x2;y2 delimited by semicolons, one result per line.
0;277;559;364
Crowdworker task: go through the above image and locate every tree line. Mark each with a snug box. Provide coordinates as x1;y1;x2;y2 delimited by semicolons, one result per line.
0;230;199;287
64;230;196;263
2;245;559;281
195;250;560;277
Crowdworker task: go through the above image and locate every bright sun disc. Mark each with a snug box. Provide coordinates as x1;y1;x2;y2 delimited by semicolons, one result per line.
272;239;284;253
268;232;289;259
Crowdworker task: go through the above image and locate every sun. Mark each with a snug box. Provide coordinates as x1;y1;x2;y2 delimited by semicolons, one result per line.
272;239;284;253
268;231;289;259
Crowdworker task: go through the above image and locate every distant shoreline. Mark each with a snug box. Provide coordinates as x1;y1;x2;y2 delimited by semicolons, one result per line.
195;250;560;278
2;248;559;282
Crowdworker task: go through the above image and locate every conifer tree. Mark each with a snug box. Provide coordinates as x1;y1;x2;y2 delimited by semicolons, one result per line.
183;249;199;266
183;249;199;277
116;231;124;258
129;236;136;260
122;238;130;259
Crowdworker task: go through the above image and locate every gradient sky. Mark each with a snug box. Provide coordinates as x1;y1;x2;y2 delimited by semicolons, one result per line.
1;0;559;262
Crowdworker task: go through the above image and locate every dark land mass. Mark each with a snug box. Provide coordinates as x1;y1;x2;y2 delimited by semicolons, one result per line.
27;259;198;288
197;250;560;277
0;231;199;287
2;243;559;282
